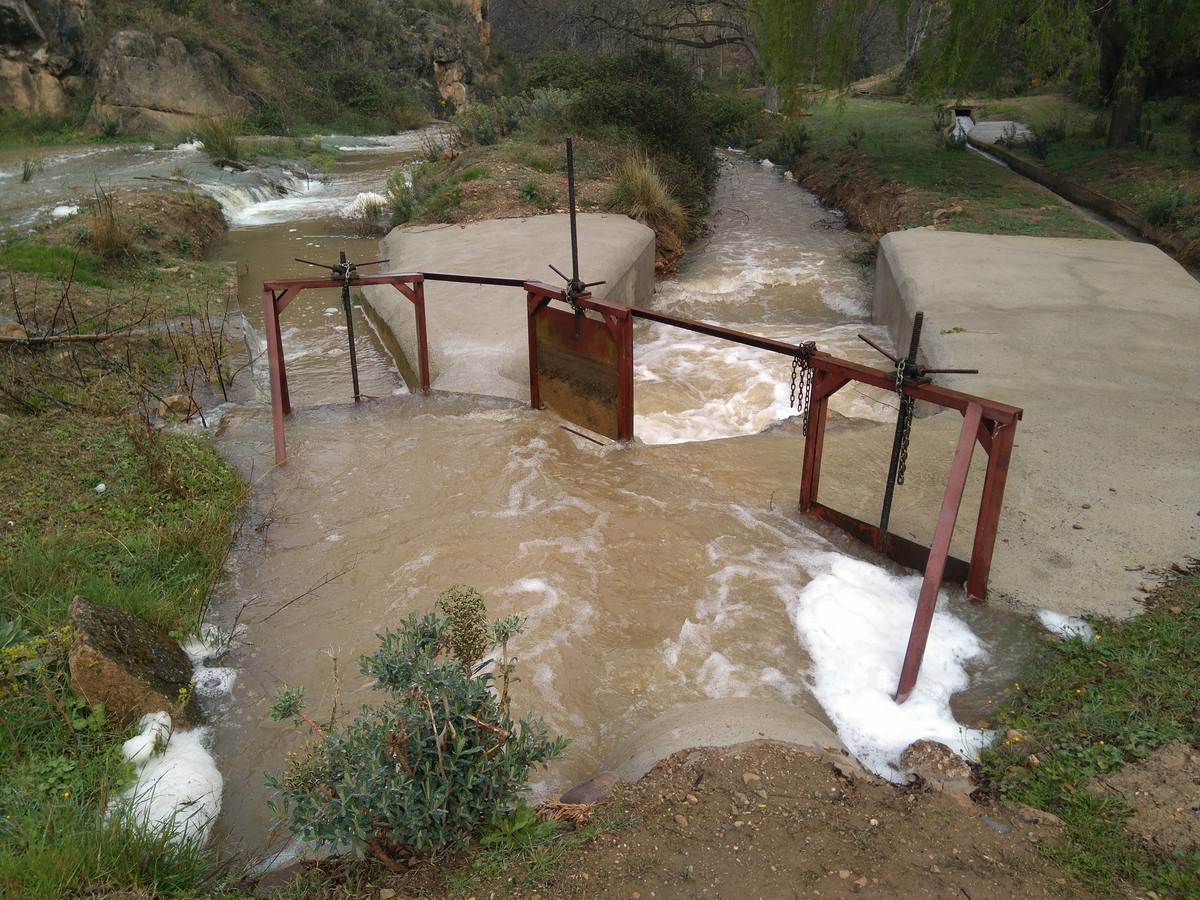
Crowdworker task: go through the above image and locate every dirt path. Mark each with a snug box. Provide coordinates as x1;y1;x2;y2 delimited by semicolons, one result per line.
382;741;1085;899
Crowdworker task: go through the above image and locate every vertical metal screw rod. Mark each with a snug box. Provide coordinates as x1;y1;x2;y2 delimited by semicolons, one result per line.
340;250;362;402
877;311;925;543
566;138;580;289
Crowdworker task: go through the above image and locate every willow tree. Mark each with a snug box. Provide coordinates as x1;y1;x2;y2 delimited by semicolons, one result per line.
905;0;1200;147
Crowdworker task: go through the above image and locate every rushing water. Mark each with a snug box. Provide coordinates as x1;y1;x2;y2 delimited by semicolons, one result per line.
2;135;1038;859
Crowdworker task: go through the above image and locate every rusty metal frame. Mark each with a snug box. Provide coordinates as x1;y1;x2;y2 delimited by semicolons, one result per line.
525;281;634;442
623;306;1022;702
261;272;430;466
260;268;1021;703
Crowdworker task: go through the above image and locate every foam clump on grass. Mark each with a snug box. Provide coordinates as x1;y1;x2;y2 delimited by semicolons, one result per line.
111;712;223;843
1035;608;1095;640
789;555;991;781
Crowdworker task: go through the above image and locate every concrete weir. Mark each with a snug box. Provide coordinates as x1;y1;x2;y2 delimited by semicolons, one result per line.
870;228;1200;618
361;213;655;400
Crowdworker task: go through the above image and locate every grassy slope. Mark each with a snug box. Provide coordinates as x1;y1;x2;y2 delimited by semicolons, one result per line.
974;94;1200;254
0;212;246;897
983;569;1200;896
798;96;1114;239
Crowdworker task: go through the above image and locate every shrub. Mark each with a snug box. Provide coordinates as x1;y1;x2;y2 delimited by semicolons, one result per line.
846;126;866;149
607;154;689;237
520;88;576;142
267;592;567;868
456;96;530;146
571;49;717;193
517;178;555;209
1144;188;1192;227
756;118;811;167
195;117;242;162
1185;107;1200;156
525;51;596;92
698;90;762;147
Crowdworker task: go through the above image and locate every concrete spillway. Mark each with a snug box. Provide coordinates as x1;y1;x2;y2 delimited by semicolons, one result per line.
362;213;656;401
870;229;1200;618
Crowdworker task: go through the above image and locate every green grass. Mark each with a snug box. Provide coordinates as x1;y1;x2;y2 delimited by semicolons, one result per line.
445;807;633;895
973;94;1200;253
0;242;115;289
0;414;245;899
982;570;1200;896
797;96;1114;239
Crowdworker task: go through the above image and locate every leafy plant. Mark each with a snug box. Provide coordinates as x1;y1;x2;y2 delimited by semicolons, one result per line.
172;234;193;257
756;118;811;167
517;179;555;209
0;616;29;649
267;591;567;870
480;801;561;851
846;126;866;149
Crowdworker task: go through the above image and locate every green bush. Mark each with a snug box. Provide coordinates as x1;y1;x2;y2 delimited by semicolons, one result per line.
525;51;596;92
520;88;576;142
571;49;717;192
1145;188;1193;227
517;179;555;209
456;96;531;146
1185;107;1200;156
267;593;567;868
756;118;811;167
698;90;762;147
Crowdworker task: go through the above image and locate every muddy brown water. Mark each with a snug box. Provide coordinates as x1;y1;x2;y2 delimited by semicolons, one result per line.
191;150;1041;859
1;138;1039;859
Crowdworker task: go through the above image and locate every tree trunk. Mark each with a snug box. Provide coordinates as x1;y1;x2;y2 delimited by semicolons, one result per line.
1107;69;1146;148
764;78;780;112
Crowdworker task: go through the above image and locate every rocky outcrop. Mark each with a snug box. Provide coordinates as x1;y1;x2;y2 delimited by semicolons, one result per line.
67;595;202;727
92;30;250;134
0;0;89;115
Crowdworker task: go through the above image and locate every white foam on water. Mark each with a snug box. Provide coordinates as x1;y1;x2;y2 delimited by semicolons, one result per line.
51;204;79;219
111;713;223;843
175;139;205;152
696;651;746;698
344;191;387;218
788;554;992;782
1036;609;1095;641
634;322;896;444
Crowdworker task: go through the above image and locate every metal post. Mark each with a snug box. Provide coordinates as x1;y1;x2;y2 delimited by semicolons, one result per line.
412;280;431;393
967;418;1017;601
566;138;580;289
895;402;982;702
263;289;288;466
878;312;925;545
339;250;362;402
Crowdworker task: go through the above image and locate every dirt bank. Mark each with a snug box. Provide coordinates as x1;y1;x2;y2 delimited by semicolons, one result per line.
348;740;1086;898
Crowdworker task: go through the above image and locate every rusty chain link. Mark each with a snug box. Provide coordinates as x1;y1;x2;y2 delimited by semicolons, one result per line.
790;341;817;436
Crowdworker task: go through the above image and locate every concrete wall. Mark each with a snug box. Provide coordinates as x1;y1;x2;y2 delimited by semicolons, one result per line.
870;228;1200;618
362;213;655;401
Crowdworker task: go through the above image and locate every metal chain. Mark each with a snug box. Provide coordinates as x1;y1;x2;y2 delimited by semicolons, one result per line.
790;342;816;436
895;359;913;484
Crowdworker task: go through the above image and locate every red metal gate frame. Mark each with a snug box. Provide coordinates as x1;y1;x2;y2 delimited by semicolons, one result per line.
260;270;1021;703
261;272;430;466
525;281;634;442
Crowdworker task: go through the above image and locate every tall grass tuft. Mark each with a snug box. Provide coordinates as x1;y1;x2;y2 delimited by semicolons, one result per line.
85;183;136;261
195;117;242;162
607;154;689;237
21;157;44;183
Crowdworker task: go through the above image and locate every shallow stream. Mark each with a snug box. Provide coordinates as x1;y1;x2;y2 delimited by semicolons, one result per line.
2;136;1040;860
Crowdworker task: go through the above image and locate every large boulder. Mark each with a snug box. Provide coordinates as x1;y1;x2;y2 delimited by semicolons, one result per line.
92;30;250;134
67;595;202;727
0;0;88;115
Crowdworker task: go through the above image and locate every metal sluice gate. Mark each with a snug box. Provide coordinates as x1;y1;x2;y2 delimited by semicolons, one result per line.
260;140;1023;704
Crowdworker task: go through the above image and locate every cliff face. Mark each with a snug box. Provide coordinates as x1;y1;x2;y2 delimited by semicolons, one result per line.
0;0;89;115
1;0;493;134
93;31;250;134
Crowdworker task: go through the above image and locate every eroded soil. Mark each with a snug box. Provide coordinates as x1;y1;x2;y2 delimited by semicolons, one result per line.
361;742;1086;899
